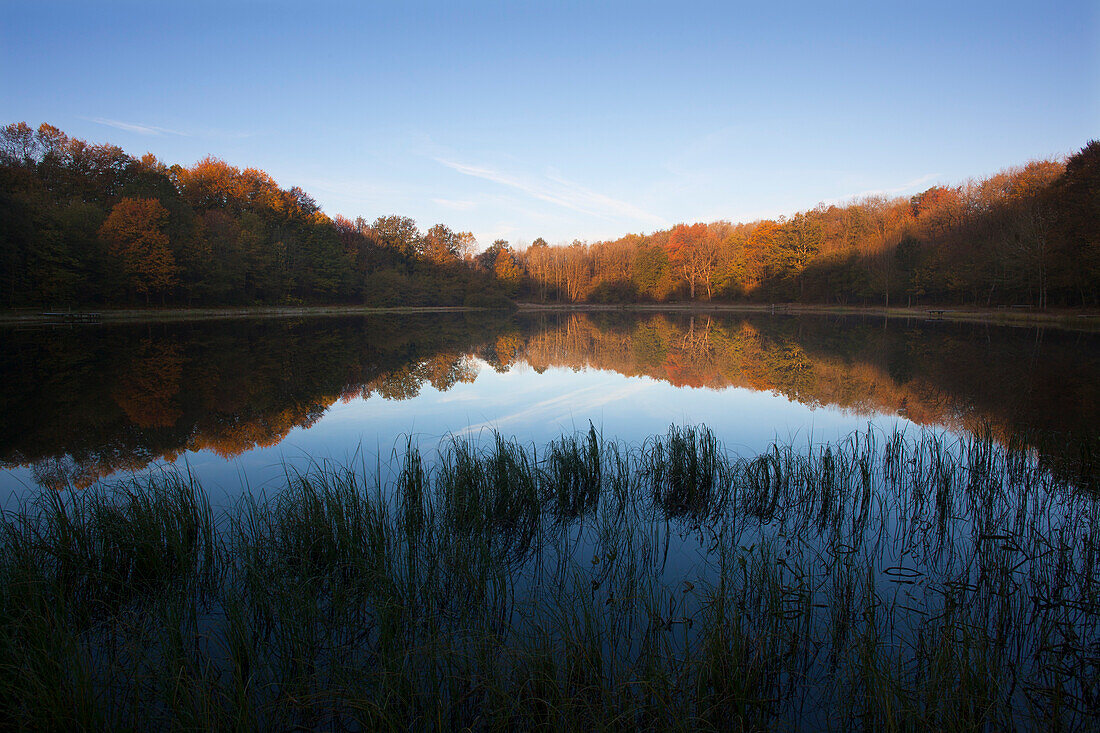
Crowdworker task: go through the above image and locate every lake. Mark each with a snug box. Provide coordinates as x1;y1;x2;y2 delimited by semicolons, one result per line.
2;311;1098;728
2;310;1097;498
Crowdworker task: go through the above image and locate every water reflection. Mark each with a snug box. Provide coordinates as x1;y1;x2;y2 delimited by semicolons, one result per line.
1;313;514;489
1;311;1096;491
520;312;1098;486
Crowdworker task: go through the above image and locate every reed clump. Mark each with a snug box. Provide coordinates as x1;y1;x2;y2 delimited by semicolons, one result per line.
0;425;1097;730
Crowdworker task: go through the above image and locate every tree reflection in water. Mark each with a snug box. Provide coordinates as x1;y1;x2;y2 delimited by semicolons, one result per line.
1;311;1096;490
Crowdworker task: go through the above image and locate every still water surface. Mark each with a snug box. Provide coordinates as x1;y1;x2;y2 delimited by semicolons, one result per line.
3;311;1099;727
2;310;1096;500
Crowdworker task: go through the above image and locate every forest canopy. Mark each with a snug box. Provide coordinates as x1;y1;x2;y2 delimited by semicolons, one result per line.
0;122;510;308
520;143;1098;308
1;122;1096;309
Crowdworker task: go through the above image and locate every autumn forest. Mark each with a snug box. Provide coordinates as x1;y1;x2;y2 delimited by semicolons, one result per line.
1;122;1097;310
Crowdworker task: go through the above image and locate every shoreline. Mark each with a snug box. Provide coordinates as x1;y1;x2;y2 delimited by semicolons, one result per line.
2;301;1098;330
0;304;491;325
515;302;1100;330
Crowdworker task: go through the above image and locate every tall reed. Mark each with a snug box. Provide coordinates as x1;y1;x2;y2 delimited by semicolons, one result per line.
0;425;1095;729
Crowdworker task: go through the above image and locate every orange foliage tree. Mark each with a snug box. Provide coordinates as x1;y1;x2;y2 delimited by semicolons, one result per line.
98;197;177;302
666;223;715;299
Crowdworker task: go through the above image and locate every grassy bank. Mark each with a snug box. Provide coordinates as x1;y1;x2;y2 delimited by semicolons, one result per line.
1;426;1097;730
3;302;1099;330
0;304;506;326
516;302;1100;331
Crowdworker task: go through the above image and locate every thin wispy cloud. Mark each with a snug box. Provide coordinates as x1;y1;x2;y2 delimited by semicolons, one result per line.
434;157;666;228
845;173;941;200
295;176;398;200
84;117;189;137
84;117;252;141
453;379;651;437
544;172;667;226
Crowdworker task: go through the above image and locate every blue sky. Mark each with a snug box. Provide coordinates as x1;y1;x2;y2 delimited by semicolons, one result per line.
2;0;1096;248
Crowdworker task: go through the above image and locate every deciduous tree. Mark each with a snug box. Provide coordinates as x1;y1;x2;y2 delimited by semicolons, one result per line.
98;198;177;302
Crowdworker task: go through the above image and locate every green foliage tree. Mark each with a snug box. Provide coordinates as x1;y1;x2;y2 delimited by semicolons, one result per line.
371;215;422;262
630;244;670;300
771;213;823;300
476;239;509;271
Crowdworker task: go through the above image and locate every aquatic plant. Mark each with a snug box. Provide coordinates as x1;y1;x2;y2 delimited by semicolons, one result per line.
0;426;1096;730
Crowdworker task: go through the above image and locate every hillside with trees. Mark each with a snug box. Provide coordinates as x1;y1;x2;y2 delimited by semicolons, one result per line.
0;123;511;308
517;141;1098;308
2;122;1096;310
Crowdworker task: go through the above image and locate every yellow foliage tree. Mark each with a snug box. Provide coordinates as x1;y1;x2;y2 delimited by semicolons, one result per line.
493;248;523;295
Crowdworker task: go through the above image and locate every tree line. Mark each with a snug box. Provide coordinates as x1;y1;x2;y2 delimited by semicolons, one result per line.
0;123;512;308
2;122;1096;309
517;141;1098;308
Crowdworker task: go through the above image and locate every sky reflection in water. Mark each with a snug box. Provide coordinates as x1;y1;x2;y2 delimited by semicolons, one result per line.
211;359;903;500
1;311;1095;503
